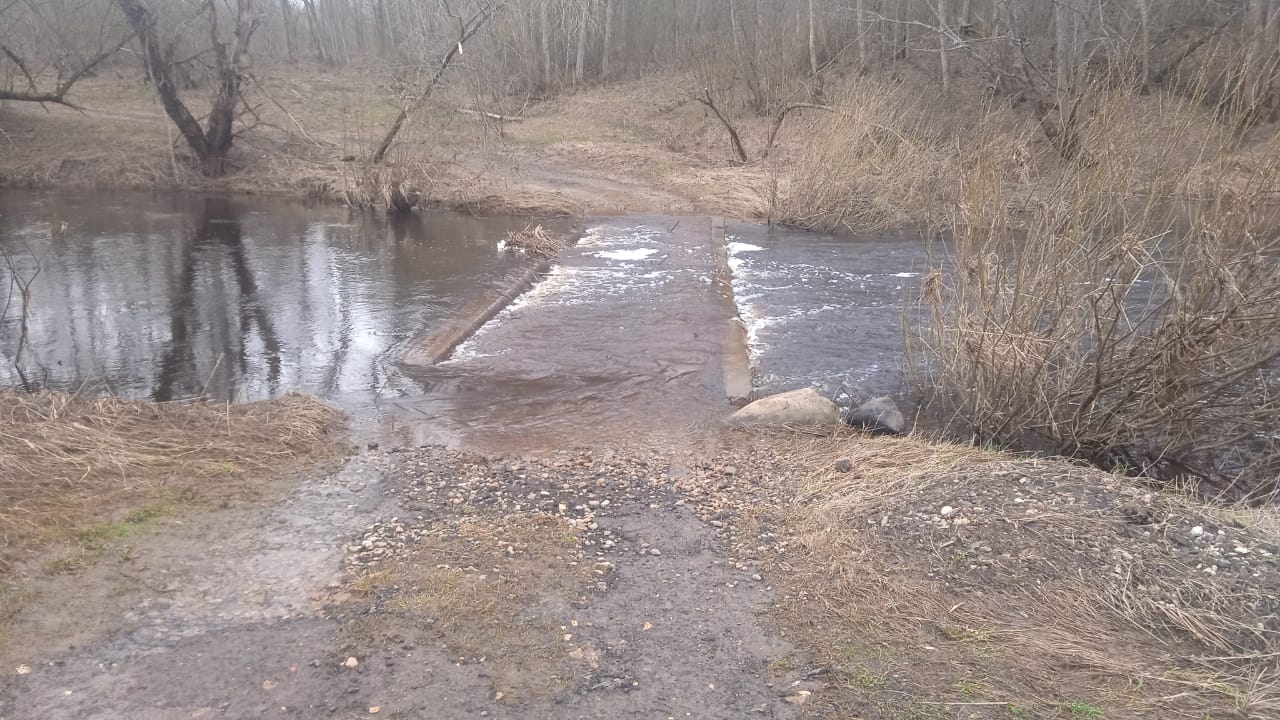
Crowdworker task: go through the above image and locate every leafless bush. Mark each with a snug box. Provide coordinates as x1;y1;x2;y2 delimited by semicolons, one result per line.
916;86;1280;501
775;81;961;234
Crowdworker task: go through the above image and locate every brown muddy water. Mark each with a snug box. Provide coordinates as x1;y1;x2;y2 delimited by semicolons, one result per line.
393;217;734;448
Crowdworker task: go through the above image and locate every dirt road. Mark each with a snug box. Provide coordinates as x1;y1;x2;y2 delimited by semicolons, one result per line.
2;440;821;719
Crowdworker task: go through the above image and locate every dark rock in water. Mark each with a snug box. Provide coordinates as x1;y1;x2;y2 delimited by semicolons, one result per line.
834;459;853;473
844;397;906;435
367;441;380;451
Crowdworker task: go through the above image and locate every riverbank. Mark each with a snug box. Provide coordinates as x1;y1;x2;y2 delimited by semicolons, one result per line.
6;66;1276;228
0;391;344;577
0;68;732;217
4;63;1280;719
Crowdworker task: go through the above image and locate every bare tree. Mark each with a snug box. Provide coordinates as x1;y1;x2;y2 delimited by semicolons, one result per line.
0;0;132;106
601;0;613;79
1136;0;1150;88
807;0;818;78
573;0;589;85
371;1;504;163
115;0;263;176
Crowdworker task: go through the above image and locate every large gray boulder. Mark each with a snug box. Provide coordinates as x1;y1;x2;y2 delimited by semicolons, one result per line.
730;388;840;428
844;396;906;435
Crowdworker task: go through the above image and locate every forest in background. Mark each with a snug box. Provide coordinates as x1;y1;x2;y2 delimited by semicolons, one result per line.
4;1;1280;174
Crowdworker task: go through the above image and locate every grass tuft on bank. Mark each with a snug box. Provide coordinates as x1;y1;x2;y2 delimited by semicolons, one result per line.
0;391;344;574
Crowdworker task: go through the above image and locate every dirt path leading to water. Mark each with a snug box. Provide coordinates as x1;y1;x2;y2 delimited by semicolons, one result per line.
1;443;812;720
0;213;803;720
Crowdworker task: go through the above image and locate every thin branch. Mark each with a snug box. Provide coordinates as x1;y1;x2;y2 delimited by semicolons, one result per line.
242;72;327;147
695;87;749;163
0;30;132;108
371;0;504;163
0;44;39;92
761;103;832;160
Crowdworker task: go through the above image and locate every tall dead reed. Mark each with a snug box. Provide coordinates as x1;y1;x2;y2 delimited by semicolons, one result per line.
776;81;960;234
916;85;1280;501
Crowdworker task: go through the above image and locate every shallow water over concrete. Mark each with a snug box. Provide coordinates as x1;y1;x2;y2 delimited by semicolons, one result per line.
0;191;543;410
726;222;929;400
388;217;732;449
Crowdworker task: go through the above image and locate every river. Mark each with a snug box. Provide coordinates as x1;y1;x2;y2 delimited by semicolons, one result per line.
0;191;924;443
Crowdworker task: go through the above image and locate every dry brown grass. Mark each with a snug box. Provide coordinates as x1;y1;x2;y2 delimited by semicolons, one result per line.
348;512;599;701
775;81;967;234
0;391;343;574
754;431;1280;719
4;64;1276;230
916;83;1280;500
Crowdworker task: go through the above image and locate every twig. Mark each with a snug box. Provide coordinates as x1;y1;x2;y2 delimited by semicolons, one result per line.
761;103;832;160
694;87;749;163
456;108;524;122
243;73;325;147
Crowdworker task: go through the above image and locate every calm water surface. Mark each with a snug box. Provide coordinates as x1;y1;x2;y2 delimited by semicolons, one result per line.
0;191;542;409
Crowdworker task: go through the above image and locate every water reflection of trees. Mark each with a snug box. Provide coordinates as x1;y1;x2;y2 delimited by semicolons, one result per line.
154;198;282;401
1;191;536;402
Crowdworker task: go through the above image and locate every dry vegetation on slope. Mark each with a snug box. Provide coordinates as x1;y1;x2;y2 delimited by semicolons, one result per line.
713;431;1280;719
4;61;1276;232
0;391;344;576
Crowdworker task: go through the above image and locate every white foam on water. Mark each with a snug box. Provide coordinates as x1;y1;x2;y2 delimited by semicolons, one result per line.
446;265;577;361
892;272;920;278
450;225;679;361
581;226;662;249
727;241;766;254
597;247;659;261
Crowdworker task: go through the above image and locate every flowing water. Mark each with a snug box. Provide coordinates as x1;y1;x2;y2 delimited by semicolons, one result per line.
726;222;929;402
390;217;731;448
1;191;931;444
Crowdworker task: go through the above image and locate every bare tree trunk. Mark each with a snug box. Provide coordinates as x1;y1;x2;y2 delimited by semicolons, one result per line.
601;0;613;79
300;0;328;64
115;0;260;176
1055;0;1074;94
1137;0;1150;88
574;0;588;85
696;89;749;162
892;0;903;73
729;0;742;58
374;0;390;57
279;0;296;61
855;0;866;67
540;0;552;87
807;0;818;77
938;0;951;91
